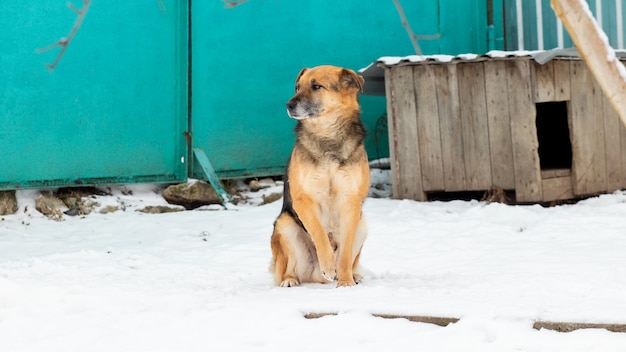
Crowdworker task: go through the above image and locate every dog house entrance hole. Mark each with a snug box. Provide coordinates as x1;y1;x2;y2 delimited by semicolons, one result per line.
535;101;572;170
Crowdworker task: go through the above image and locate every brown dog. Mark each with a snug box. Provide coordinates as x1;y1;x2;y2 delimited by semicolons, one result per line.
270;65;369;287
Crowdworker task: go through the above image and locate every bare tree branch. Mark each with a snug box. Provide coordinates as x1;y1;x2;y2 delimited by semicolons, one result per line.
392;0;423;55
37;0;91;70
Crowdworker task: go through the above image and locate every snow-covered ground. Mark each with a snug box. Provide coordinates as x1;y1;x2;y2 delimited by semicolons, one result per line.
2;172;626;351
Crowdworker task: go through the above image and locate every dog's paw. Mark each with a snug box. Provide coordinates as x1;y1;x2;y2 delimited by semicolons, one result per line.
353;273;363;284
319;258;337;282
320;262;337;282
321;268;337;282
280;278;300;287
336;278;357;287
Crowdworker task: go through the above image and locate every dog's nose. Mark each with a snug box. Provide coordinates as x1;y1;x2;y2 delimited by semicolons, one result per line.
286;100;297;111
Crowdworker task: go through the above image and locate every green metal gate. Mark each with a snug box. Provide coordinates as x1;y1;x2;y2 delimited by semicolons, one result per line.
1;1;188;189
2;1;493;190
190;0;489;179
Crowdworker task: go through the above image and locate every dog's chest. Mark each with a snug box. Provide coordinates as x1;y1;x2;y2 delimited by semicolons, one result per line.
304;164;344;232
303;162;362;203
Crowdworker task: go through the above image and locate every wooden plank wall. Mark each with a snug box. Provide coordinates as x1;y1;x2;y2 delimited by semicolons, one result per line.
413;66;444;191
387;60;532;199
569;60;609;196
386;57;626;202
603;93;623;192
531;58;626;199
385;66;426;201
484;61;515;190
603;65;626;193
457;63;493;190
507;60;543;202
567;59;626;196
387;60;538;199
531;60;574;202
433;65;466;191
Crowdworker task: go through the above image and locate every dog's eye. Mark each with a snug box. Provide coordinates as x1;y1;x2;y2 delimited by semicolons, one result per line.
312;84;323;90
295;84;301;92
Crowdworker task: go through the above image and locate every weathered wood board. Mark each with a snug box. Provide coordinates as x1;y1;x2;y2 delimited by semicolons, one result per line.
569;60;608;196
414;65;444;191
506;59;543;202
533;61;555;103
384;68;398;197
387;66;426;200
457;63;492;190
542;176;574;202
553;60;571;101
603;93;623;192
484;61;515;189
433;64;466;192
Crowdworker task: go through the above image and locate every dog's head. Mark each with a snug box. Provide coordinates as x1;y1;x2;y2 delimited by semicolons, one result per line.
286;65;364;120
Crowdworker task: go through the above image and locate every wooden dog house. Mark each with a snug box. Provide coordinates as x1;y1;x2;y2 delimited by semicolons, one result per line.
365;50;626;203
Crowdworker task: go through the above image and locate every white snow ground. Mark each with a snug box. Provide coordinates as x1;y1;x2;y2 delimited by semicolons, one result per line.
2;172;626;351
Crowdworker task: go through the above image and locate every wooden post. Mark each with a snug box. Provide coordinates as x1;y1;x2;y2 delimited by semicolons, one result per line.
551;0;626;127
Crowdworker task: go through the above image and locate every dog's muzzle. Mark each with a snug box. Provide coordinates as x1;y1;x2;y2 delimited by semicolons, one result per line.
286;97;318;120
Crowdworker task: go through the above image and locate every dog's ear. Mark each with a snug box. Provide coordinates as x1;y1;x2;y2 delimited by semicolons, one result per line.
294;68;308;92
340;68;365;92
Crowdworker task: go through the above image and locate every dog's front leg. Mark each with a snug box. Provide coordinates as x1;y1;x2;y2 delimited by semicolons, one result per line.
336;204;362;287
292;196;337;282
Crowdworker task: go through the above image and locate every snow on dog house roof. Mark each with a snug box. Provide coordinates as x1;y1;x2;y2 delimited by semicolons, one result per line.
359;48;626;96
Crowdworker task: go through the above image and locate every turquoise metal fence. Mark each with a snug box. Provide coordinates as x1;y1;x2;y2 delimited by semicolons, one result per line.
190;0;489;179
2;1;493;190
503;0;626;51
1;1;188;189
